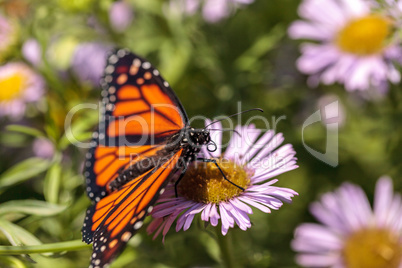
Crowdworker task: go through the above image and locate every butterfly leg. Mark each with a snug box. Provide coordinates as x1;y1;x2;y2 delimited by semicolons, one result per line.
196;158;245;191
174;165;189;197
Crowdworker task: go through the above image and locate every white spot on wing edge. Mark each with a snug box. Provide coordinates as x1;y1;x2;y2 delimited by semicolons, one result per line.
133;58;141;67
108;86;116;94
109;54;118;64
142;62;151;69
117;49;126;58
133;221;143;230
104;76;113;83
105;65;115;74
122;232;132;242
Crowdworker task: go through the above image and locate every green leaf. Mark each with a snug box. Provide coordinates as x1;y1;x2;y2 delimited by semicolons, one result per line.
0;255;28;268
44;164;62;204
0;200;66;216
0;220;42;246
235;25;285;71
6;125;45;138
0;132;29;148
0;158;51;190
0;220;53;258
199;232;221;264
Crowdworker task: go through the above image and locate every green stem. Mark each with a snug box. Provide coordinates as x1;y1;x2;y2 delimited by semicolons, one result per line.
0;240;90;255
215;227;236;268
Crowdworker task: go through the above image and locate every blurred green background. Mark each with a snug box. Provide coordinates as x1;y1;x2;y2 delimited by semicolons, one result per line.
0;0;401;267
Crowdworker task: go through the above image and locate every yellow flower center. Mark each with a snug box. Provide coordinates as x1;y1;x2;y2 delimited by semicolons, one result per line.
177;158;251;204
343;228;402;268
0;73;25;101
336;15;391;55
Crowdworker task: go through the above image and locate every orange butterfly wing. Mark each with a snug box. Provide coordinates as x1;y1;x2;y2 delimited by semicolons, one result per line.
83;49;188;201
82;150;183;267
82;49;190;266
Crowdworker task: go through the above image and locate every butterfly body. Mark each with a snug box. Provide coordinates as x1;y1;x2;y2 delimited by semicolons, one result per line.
109;127;210;192
82;49;212;267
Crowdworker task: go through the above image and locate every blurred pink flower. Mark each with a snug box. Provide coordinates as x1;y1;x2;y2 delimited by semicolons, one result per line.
33;138;55;159
288;0;401;92
147;121;298;241
292;176;402;268
71;42;111;86
109;1;134;32
0;62;45;119
22;39;42;67
169;0;254;23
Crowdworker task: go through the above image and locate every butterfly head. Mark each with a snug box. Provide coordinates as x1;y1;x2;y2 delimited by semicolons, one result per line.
186;128;211;148
187;128;211;148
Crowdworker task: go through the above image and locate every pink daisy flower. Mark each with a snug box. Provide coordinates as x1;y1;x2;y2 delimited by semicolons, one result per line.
288;0;401;92
0;62;45;119
292;176;402;268
147;120;298;241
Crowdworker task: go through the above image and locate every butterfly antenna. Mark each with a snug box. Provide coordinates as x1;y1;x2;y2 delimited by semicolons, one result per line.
204;108;263;129
207;140;217;152
208;128;241;137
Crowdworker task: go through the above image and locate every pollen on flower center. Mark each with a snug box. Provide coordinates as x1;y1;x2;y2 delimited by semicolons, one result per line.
343;228;402;268
336;15;391;55
0;73;25;101
177;158;251;204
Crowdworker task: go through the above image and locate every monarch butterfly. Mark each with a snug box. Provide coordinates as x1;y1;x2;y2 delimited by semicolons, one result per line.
81;49;258;267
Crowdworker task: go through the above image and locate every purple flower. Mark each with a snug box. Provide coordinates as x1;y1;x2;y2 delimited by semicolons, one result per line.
147;120;298;241
292;176;402;268
22;39;42;67
0;62;45;119
71;42;111;86
288;0;401;92
109;1;134;32
33;138;55;159
168;0;254;23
